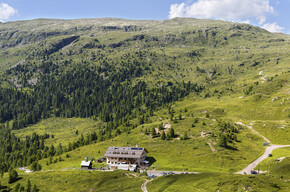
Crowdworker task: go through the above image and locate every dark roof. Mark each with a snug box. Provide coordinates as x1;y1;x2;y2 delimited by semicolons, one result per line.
104;146;148;158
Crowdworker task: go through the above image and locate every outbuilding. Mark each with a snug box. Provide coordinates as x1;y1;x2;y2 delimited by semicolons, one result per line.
81;158;92;170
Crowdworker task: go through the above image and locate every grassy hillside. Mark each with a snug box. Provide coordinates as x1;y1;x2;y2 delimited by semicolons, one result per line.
258;147;290;178
147;173;290;192
0;18;289;191
13;117;103;146
0;170;144;192
12;72;289;173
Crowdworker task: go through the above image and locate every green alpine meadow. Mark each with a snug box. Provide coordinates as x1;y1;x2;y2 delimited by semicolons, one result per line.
0;18;289;191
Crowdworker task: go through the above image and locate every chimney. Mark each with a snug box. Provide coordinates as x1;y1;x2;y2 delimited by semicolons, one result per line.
85;157;88;162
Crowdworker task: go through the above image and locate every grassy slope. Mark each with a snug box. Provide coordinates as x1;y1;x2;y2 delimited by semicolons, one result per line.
37;126;263;173
147;173;290;192
9;83;289;191
258;147;290;178
13;74;289;173
13;117;104;146
1;170;144;192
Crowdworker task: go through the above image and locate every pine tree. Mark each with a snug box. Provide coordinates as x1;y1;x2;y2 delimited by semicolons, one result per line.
8;168;18;184
32;184;39;192
205;113;210;118
49;144;56;156
161;131;166;140
31;161;42;171
26;179;31;192
14;183;21;192
158;122;164;131
170;113;174;121
56;143;63;155
151;127;156;138
173;117;178;123
166;133;171;140
144;128;148;135
219;134;227;148
169;128;175;138
183;132;189;140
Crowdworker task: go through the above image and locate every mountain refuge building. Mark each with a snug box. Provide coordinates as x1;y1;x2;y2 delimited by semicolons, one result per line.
104;146;148;171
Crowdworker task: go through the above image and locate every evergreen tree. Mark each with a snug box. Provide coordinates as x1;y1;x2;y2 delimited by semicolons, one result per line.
151;127;156;138
161;131;166;140
219;134;227;148
31;161;42;171
169;128;175;138
183;132;189;140
144;128;148;135
173;117;178;124
14;183;21;192
166;133;171;140
8;168;18;184
48;144;56;156
26;179;31;192
158;122;164;131
56;143;63;155
170;113;174;121
32;184;39;192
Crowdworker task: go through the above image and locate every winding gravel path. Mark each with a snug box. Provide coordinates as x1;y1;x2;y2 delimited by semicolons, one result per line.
235;122;290;175
141;179;152;192
236;144;290;174
235;122;270;143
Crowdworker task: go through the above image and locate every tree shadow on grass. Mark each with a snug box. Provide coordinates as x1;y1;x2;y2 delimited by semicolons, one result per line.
8;176;23;184
226;145;238;151
0;185;8;191
146;156;156;165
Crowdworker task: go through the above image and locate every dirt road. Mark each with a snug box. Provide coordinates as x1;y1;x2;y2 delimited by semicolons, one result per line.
141;179;152;192
236;144;290;174
235;122;271;143
235;122;290;174
148;171;199;176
